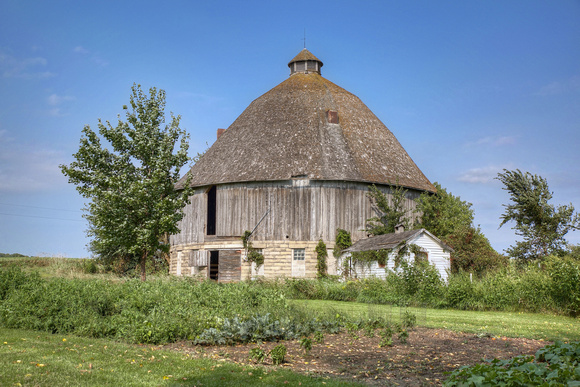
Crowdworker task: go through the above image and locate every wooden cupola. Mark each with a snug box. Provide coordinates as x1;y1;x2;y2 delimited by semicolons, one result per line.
288;48;323;76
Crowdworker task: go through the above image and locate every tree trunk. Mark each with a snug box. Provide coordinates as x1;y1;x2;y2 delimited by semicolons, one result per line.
140;251;148;281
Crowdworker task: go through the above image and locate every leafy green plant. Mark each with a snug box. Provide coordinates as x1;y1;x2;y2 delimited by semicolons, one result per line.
444;340;580;386
313;330;324;344
300;337;313;356
270;344;287;365
346;322;359;340
363;325;375;338
379;326;394;347
402;310;416;329
398;329;409;344
249;347;267;363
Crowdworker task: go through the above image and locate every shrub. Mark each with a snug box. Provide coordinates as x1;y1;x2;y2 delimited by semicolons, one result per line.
445;272;477;310
479;269;519;310
545;255;580;316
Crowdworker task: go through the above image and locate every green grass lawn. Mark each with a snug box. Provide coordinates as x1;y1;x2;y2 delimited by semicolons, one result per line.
293;300;580;342
0;328;361;387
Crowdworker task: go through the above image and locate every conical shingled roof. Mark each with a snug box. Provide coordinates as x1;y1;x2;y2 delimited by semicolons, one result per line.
177;50;435;192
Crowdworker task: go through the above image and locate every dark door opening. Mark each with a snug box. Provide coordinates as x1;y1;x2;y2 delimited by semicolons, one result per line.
207;185;217;235
209;251;219;280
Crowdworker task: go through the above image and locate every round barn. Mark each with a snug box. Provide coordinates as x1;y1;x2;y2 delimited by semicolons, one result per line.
170;49;436;281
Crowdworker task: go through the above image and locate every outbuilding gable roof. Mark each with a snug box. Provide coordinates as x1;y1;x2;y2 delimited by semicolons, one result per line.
344;229;453;253
177;50;435;192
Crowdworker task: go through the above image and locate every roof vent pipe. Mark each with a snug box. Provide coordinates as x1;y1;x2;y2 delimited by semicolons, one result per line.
217;128;226;139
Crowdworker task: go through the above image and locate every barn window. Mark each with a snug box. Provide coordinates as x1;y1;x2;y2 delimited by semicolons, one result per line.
292;248;306;277
326;110;339;124
293;248;305;261
206;185;217;235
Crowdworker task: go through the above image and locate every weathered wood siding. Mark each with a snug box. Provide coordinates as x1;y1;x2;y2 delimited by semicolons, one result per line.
218;250;241;282
172;187;207;245
171;180;421;247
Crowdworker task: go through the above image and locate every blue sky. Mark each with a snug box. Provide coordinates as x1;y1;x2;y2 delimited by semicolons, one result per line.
1;0;579;257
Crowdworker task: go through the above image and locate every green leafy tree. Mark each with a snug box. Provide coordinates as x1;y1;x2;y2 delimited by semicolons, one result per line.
60;84;193;281
415;182;505;274
366;183;410;235
414;182;474;237
444;226;507;274
497;169;580;262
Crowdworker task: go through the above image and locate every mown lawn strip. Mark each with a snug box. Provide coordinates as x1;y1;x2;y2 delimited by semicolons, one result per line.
294;300;580;341
0;328;362;386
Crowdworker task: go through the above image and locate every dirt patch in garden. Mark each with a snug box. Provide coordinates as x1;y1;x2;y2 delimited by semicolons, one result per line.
163;327;549;386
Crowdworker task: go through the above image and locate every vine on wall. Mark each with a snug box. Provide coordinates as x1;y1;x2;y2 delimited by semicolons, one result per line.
334;229;353;278
241;230;264;269
315;239;328;278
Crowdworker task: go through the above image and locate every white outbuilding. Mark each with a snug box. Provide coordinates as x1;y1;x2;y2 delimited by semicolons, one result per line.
340;228;452;282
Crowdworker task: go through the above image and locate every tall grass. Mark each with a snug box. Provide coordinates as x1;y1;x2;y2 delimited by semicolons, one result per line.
281;255;580;316
0;268;296;344
1;267;388;345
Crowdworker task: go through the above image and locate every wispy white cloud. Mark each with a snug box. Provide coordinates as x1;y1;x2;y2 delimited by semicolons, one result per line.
534;75;580;96
464;135;517;148
46;93;76;116
0;132;67;192
72;45;108;67
0;50;56;79
457;165;512;184
47;94;75;106
73;46;90;54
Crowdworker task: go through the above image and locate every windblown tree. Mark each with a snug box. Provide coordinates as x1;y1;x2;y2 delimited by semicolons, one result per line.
415;182;506;274
60;84;193;280
497;169;580;262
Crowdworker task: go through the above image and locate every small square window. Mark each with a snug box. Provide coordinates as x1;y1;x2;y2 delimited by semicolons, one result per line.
326;110;339;124
293;248;305;261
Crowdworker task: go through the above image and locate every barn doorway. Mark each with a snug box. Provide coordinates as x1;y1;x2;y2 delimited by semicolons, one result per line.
208;250;241;282
209;251;219;280
207;185;217;235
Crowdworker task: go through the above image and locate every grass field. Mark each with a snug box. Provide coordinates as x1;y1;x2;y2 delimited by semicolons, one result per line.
0;327;362;387
293;300;580;342
2;257;579;385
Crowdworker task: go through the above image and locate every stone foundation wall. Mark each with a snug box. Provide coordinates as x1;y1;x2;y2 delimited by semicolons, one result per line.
170;239;338;281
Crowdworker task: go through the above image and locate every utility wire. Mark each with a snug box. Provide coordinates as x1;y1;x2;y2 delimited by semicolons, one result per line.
0;212;84;222
0;202;82;213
